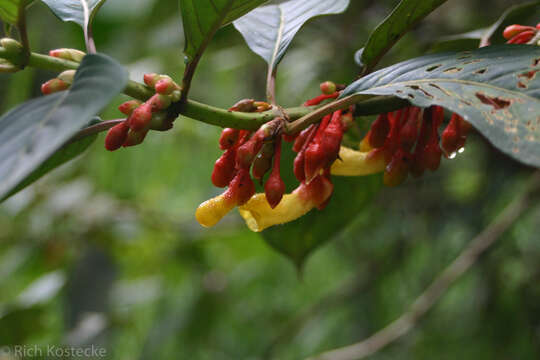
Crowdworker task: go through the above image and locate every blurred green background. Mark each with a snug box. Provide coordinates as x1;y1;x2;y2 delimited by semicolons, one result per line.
1;0;540;359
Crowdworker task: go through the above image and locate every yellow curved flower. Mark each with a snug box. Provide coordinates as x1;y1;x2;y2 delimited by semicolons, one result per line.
330;146;386;176
238;192;314;232
195;194;235;228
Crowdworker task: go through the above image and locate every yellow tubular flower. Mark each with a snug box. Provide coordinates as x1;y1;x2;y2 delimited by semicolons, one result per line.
195;194;235;228
330;146;386;176
238;193;314;232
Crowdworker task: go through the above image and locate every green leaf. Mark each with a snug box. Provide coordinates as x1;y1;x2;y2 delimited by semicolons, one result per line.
2;120;99;201
342;45;540;168
262;176;381;269
0;54;127;200
0;0;32;24
429;1;540;52
233;0;349;72
358;0;448;72
40;0;106;28
180;0;269;61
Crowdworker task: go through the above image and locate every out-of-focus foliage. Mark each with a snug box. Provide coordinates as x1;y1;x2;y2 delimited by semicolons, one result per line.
0;0;539;359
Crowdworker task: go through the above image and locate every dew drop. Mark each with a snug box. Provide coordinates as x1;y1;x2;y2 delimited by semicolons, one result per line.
448;152;457;159
458;147;465;154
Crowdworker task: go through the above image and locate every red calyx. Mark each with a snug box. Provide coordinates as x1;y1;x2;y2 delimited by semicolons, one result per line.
503;24;536;40
123;129;149;147
399;107;420;151
384;149;411;187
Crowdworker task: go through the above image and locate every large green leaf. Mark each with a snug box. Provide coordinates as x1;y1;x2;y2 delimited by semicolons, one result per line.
180;0;269;61
40;0;106;29
262;176;381;269
430;1;540;52
233;0;349;71
0;0;32;24
357;0;448;72
0;54;127;200
342;45;540;168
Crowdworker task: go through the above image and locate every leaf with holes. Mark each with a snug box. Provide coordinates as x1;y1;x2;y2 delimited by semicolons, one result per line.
342;45;540;168
233;0;349;72
40;0;106;32
357;0;448;72
429;1;540;52
180;0;269;61
0;0;32;24
0;54;127;200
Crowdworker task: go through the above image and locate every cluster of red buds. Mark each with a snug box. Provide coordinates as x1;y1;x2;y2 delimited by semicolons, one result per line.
503;23;540;44
196;83;352;231
104;74;179;150
356;106;471;186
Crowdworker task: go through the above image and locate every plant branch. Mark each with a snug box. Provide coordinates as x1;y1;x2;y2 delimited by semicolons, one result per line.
16;5;30;68
307;171;540;360
285;95;409;134
0;47;406;137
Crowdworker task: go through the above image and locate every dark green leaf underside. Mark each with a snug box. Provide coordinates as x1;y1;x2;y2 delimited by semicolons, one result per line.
343;45;540;168
0;54;127;200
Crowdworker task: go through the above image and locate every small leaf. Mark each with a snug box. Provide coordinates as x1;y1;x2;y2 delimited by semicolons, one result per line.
233;0;349;72
180;0;268;61
2;120;99;201
359;0;448;73
0;0;32;24
0;54;128;200
40;0;107;29
342;45;540;168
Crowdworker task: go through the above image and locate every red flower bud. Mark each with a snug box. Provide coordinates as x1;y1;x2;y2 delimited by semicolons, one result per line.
507;30;536;44
399;107;420;151
129;103;153;131
155;78;176;95
143;73;160;87
320;81;337;95
118;100;142;116
441;114;461;156
41;78;69;95
503;24;536;40
229;99;256;112
104;121;129;151
212;148;237;187
264;138;285;208
303;93;339;106
148;94;171;111
219;128;240;150
293;124;316;153
320;110;344;166
368;113;390;148
236;131;264;169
